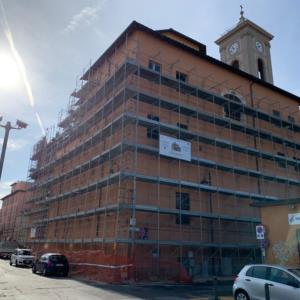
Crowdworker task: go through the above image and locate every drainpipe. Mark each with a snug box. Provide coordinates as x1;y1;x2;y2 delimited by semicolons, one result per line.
249;82;261;194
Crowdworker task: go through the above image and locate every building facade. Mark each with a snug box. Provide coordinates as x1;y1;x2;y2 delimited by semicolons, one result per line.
0;181;29;244
26;17;300;282
253;199;300;266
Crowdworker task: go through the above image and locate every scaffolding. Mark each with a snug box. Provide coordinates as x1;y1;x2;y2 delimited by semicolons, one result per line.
24;28;300;283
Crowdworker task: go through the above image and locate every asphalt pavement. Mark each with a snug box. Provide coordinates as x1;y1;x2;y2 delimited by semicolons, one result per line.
0;259;233;299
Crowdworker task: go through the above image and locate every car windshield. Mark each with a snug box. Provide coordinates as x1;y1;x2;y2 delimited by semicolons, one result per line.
50;255;66;262
288;268;300;277
20;250;31;255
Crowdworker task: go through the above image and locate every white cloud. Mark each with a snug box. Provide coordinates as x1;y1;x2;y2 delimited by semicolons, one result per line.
0;138;29;151
61;1;107;34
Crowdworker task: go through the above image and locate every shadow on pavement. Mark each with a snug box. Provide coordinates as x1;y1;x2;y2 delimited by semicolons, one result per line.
71;277;233;299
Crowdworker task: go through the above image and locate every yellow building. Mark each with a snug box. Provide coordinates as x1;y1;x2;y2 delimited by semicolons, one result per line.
253;199;300;266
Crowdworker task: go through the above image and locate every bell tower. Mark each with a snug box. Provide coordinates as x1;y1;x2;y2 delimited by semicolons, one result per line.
215;6;274;84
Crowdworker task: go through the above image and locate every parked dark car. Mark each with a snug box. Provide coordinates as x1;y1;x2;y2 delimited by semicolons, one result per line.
32;253;69;277
0;241;19;259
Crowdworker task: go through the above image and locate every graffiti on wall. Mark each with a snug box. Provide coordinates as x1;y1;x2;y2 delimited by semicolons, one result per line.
272;240;297;265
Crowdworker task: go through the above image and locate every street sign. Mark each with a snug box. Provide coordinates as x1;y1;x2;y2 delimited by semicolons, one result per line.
256;225;265;240
260;239;268;248
288;213;300;225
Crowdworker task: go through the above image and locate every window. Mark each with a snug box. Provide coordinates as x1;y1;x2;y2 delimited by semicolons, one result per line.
223;93;243;121
294;157;300;172
40;255;47;262
50;255;67;263
231;60;239;69
277;152;286;168
251;266;268;279
176;71;187;83
269;267;299;287
288;115;295;124
176;122;188;130
273;110;281;118
258;58;265;80
289;267;300;278
147;114;159;140
246;267;253;277
148;60;161;73
297;229;300;261
176;192;190;225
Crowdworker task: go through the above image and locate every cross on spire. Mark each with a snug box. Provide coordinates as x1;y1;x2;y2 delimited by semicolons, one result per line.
240;5;245;22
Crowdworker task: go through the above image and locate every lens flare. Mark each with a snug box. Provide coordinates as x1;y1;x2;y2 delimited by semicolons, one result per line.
0;53;20;89
0;0;45;136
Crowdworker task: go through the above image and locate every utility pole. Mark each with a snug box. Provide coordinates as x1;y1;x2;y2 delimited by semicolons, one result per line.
0;118;28;181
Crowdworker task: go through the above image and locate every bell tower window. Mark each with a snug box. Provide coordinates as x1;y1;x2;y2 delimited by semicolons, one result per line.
231;60;239;69
258;58;265;80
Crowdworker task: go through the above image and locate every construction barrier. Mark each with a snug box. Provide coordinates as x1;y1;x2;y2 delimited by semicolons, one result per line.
30;244;191;283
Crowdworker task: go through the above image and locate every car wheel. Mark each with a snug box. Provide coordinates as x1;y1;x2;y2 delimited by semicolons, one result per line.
42;267;48;276
32;266;36;274
15;260;18;267
235;290;249;300
9;260;12;266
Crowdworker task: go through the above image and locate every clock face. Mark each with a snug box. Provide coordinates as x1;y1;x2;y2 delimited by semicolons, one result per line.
256;41;263;52
229;42;239;55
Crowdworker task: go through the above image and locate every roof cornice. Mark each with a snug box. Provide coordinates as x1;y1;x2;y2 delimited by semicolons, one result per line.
80;21;299;104
215;19;273;45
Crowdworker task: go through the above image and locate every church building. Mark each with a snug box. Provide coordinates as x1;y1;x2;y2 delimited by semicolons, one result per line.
26;11;300;282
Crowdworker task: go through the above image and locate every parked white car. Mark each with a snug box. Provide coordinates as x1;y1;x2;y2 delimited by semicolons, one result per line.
10;249;34;267
233;264;300;300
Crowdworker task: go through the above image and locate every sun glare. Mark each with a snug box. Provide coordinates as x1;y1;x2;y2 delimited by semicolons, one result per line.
0;53;20;89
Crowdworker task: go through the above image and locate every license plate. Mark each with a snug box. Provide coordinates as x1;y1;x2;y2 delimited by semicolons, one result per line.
56;264;64;266
24;260;31;264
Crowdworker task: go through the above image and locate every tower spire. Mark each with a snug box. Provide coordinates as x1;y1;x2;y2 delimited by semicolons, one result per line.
215;7;274;84
239;5;245;22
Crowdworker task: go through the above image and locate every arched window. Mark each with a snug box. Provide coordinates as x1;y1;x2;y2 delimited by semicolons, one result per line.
231;60;239;69
223;93;243;121
258;58;265;80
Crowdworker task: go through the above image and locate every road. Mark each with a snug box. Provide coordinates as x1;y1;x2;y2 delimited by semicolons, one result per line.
0;259;233;299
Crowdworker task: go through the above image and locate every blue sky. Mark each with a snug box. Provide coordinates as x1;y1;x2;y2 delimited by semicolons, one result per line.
0;0;299;201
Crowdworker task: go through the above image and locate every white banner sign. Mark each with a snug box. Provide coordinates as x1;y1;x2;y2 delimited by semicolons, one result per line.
30;227;36;238
288;213;300;225
159;135;191;162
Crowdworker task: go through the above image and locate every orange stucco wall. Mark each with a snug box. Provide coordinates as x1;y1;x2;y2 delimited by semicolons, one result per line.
24;25;300;281
261;205;300;266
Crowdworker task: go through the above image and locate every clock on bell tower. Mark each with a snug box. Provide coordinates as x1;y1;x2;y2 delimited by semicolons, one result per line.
215;6;274;84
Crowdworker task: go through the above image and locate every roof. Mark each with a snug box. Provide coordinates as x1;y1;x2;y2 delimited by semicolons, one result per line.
10;181;28;187
156;28;206;54
243;264;298;268
16;248;32;251
81;20;300;104
0;189;26;201
215;18;273;45
42;253;63;256
251;198;300;207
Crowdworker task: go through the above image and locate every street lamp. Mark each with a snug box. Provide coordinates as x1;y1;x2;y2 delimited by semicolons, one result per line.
0;118;28;180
